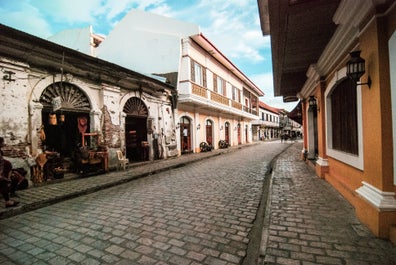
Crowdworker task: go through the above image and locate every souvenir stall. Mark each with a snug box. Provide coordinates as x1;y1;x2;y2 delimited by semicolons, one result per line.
31;113;108;184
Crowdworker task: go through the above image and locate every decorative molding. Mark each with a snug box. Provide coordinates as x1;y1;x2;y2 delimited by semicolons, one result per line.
300;64;321;98
317;0;375;77
356;181;396;211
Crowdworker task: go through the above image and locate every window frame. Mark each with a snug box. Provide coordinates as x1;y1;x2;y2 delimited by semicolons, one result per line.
232;86;240;102
191;59;206;87
325;69;364;170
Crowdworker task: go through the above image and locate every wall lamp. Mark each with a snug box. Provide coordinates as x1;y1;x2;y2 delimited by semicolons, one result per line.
308;96;319;112
197;124;201;130
346;51;371;88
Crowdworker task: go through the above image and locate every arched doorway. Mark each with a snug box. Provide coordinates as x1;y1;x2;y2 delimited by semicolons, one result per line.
38;82;93;175
123;97;149;162
225;122;230;145
180;116;191;154
39;82;91;155
245;125;248;143
205;120;213;145
237;123;242;145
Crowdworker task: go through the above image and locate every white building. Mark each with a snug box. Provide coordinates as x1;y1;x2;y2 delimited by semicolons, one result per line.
96;9;264;153
252;101;282;141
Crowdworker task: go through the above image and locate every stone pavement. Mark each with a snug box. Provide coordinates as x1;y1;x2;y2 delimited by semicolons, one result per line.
259;142;396;265
1;141;396;265
0;143;250;219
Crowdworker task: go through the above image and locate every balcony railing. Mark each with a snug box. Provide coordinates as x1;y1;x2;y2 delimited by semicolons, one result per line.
210;91;229;106
188;82;258;117
192;83;207;98
232;101;242;110
243;106;258;116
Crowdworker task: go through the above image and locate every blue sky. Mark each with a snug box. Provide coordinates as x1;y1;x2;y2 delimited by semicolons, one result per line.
0;0;297;111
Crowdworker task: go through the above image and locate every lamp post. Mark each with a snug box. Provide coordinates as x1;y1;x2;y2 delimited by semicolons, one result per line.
346;51;371;88
308;96;318;112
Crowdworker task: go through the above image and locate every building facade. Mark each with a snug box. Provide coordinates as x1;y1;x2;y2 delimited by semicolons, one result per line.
177;34;263;153
0;24;176;183
94;10;264;154
253;101;281;141
259;0;396;240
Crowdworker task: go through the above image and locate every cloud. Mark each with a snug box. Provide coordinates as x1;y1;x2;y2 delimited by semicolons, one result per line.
0;2;53;38
0;0;293;111
30;0;103;24
147;0;268;64
250;72;298;112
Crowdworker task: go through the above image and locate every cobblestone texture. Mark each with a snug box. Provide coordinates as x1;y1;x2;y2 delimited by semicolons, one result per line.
259;142;396;265
0;142;286;264
1;141;396;265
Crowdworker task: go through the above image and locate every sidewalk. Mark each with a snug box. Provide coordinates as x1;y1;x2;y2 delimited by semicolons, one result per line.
0;143;253;219
259;142;396;265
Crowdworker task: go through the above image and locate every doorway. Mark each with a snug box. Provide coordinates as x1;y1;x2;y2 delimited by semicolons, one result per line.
39;82;92;174
225;122;230;145
206;120;213;145
237;123;242;145
125;117;148;161
180;116;191;154
123;97;149;162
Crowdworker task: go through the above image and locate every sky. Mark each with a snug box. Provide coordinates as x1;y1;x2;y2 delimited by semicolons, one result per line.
0;0;298;111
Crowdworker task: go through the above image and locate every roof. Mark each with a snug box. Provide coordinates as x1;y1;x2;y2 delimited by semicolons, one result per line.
258;0;340;102
259;101;283;114
0;23;175;93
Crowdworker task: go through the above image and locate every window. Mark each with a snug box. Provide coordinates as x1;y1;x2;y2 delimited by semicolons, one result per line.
326;72;363;170
330;78;358;155
232;86;240;102
213;74;226;96
191;60;206;87
217;76;223;95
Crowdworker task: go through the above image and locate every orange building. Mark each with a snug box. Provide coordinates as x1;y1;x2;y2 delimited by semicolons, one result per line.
258;0;396;241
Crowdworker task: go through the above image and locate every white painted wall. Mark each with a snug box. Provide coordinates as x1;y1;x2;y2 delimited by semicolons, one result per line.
48;26;93;55
97;9;200;74
184;38;244;98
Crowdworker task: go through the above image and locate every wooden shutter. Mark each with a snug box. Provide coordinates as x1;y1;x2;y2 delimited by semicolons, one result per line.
213;74;218;92
203;68;207;87
190;59;195;82
331;78;358;155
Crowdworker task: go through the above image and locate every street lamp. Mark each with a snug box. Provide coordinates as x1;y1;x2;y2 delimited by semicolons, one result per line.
346;50;371;88
308;96;318;112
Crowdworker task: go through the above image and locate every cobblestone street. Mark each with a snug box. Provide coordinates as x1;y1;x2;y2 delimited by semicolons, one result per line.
0;142;288;265
259;143;396;265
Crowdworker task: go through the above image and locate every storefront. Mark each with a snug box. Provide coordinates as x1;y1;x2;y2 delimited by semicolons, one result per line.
0;24;176;185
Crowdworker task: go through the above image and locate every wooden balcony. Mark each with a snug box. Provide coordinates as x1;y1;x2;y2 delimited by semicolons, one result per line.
210;91;229;106
192;83;207;98
232;101;242;110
